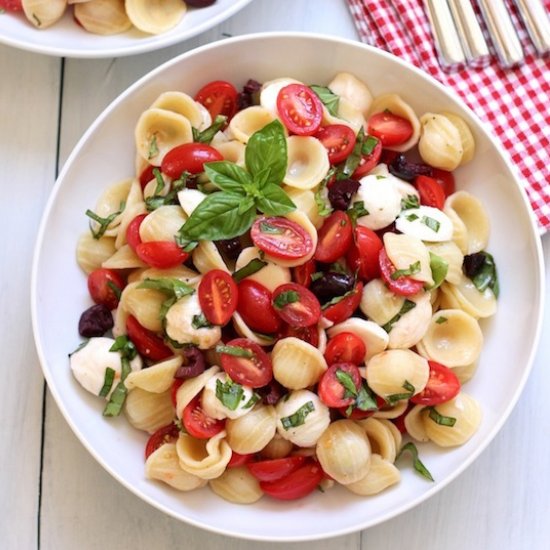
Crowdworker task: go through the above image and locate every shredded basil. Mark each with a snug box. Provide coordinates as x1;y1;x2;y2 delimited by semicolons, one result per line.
428;407;457;427
401;194;420;210
192;313;213;330
335;369;358;399
396;442;434;482
69;340;89;357
85;202;124;240
243;393;261;409
436;316;448;324
232;258;267;283
309;85;340;117
428;252;448;290
148;134;159;160
98;367;115;398
107;280;122;301
146;170;189;211
215;378;245;410
192;115;228;144
391;261;421;280
347;200;369;224
280;400;315;430
422;215;440;233
386;380;415;405
321;285;357;310
361;135;379;156
314;169;334;217
137;278;195;319
336;127;365;180
215;344;254;358
382;299;416;333
103;336;137;417
273;290;300;310
406;213;419;222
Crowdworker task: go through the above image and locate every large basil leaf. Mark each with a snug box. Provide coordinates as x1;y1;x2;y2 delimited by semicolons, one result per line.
204;161;252;194
255;183;296;216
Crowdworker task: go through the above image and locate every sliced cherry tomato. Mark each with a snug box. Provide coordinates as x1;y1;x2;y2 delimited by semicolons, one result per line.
170;379;183;408
126;213;147;251
247;456;306;482
237;279;281;334
293;258;316;288
0;1;22;11
411;361;461;406
318;362;362;408
322;281;363;324
198;269;238;326
144;422;180;459
324;332;366;365
391;402;414;433
87;268;125;310
314;210;353;263
251;216;314;261
194;80;239;120
138;164;156;189
367;111;413;147
315;124;356;164
183;395;225;439
415;175;446;209
227;452;254;468
276;83;323;136
135;241;189;269
352;137;383;179
278;323;319;347
161;143;223;179
219;338;273;388
272;282;321;328
431;168;456;197
346;225;383;282
378;248;425;296
126;315;173;361
260;460;324;500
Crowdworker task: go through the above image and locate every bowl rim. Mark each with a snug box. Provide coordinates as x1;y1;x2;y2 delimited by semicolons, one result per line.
31;31;546;541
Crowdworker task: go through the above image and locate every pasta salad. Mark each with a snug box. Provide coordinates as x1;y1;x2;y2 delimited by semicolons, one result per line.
70;71;499;503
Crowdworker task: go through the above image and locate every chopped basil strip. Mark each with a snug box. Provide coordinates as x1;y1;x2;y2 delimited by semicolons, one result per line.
192;115;227;144
382;299;416;333
361;135;379;156
336;127;365;179
103;383;128;417
428;252;448;290
347;200;369;224
107;280;122;301
137;278;195;319
146;170;189;211
148;134;159;160
103;336;136;417
86;202;124;240
436;316;447;324
232;258;267;283
428;407;457;427
98;367;115;398
321;285;356;310
391;260;421;280
215;378;245;410
355;383;378;412
273;290;300;309
192;313;213;330
422;215;440;233
310;271;323;282
309;85;340;117
215;344;254;359
386;380;415;405
396;442;434;482
314;169;334;217
336;369;358;399
69;340;89;356
406;213;419;222
280;400;315;430
401;194;420;210
243;392;261;409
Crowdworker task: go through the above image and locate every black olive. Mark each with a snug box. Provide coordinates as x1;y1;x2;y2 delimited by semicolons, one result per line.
215;237;242;261
310;272;355;304
185;0;216;7
174;346;206;379
328;178;360;211
388;153;432;181
78;304;114;338
238;79;262;109
258;380;286;405
463;253;486;278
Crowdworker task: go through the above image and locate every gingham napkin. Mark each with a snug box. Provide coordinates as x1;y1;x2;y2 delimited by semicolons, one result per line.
346;0;550;233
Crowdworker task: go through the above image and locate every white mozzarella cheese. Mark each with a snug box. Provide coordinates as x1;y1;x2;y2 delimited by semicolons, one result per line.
201;373;256;420
354;174;402;230
396;205;453;242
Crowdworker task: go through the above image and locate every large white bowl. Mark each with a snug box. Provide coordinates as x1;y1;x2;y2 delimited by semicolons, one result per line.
0;0;252;58
31;33;544;541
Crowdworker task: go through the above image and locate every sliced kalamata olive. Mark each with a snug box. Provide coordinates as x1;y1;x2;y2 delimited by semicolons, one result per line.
185;0;216;7
174;346;206;379
310;271;355;303
215;237;242;261
388;153;432;181
328;178;360;211
78;304;114;337
258;379;286;405
238;79;262;110
463;253;487;278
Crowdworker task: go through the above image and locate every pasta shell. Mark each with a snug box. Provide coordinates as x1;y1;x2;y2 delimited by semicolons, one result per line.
284;187;325;229
174;366;220;419
125;0;186;34
283;136;330;190
119;281;165;332
177;188;207;217
404;404;430;442
387;291;433;350
360;278;405;326
452;361;478;384
151;91;211;130
229;106;277;144
22;0;67;29
74;0;132;35
234;246;291;292
326;318;389;362
443;204;469;254
322;96;365;133
371;399;408;420
357;417;397;462
259;433;293;459
76;233;116;274
209;466;263;504
135;108;193;166
345;454;400;496
213;140;245;166
441;112;475;165
232;312;275;347
125;355;182;393
192;241;229;274
124;388;174;434
328;71;373;117
90;178;133;237
439;276;497;319
176;431;232;480
418;113;463;171
101;244;147;270
384;232;434;286
225;404;277;454
114;182;147;249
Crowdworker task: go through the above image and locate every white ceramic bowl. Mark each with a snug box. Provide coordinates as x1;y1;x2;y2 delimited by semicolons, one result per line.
31;33;544;541
0;0;252;58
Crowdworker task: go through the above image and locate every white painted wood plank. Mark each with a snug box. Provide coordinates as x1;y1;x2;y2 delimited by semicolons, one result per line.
0;45;61;549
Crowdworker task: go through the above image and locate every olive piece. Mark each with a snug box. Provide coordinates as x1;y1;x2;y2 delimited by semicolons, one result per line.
328;178;360;211
185;0;216;7
258;379;286;405
174;346;206;379
463;253;486;278
310;272;355;304
78;304;114;338
215;237;242;261
388;153;432;181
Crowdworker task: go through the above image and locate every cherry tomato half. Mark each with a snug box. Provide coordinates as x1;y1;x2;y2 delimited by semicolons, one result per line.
0;1;22;11
324;332;366;365
144;422;180;459
431;168;456;197
278;323;320;347
318;362;362;408
415;175;446;210
135;241;189;269
138;164;156;189
315;124;357;164
219;338;273;388
87;268;125;310
126;213;147;251
259;460;324;500
367;111;413;147
346;225;383;282
322;281;363;324
237;279;281;334
276;83;323;136
183;395;225;439
378;249;424;296
314;210;353;263
292;258;316;288
251;217;314;261
126;315;173;362
227;452;254;469
161;143;223;179
272;282;321;328
247;456;306;482
410;361;461;406
352;137;383;179
194;80;239;120
198;269;238;326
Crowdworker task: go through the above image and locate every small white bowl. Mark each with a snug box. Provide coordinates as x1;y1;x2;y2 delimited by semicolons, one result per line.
31;32;544;541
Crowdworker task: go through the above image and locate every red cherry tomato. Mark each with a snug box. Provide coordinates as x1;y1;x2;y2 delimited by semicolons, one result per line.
410;361;461;406
198;269;238;326
367;111;413;147
415;175;446;209
322;281;363;324
161;143;223;179
292;258;316;288
272;282;321;328
144;422;180;459
391;402;414;433
138;164;156;189
431;168;456;197
126;214;147;251
276;83;323;136
378;249;424;296
247;456;306;482
219;338;273;388
315;124;357;164
324;332;366;365
352;137;383;179
126;315;173;361
318;362;362;408
227;452;254;468
194;80;239;120
87;268;125;310
250;217;314;261
314;211;353;263
183;395;225;439
135;241;189;269
278;324;319;347
259;460;324;500
0;1;22;11
346;225;383;282
237;279;281;334
170;379;183;408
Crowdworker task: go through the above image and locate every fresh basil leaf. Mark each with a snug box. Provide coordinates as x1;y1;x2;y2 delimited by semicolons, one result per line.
382;299;416;333
98;367;115;398
386;380;415;404
406;213;419;222
273;290;300;310
422;215;440;233
355;383;378;411
137;278;195;301
103;382;128;417
192;313;213;330
215;378;245;410
401;194;420;210
314;169;334;217
428;407;457;426
436;315;447;324
238;196;256;215
347;200;369;225
396;442;434;482
107;280;122;301
193;115;227;144
428;252;448;290
391;261;421;280
469;251;500;298
86;202;124;240
335;369;358;399
280;400;315;430
204;161;251;195
215;344;254;358
255;183;296;216
361;135;379;156
310;85;340;117
109;335;137;361
321;286;356;310
232;258;267;283
243;392;261;409
336;127;364;180
148;134;159;160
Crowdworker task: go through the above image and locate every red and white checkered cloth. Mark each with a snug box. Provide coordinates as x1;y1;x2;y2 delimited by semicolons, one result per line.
346;0;550;233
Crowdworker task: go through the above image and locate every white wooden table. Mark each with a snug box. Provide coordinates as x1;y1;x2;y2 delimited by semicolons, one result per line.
1;1;548;548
